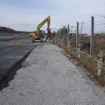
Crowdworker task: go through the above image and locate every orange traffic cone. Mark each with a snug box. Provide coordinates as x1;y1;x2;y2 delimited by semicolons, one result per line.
13;40;16;45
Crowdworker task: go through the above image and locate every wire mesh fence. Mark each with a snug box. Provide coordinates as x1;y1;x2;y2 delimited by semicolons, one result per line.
51;16;105;85
79;22;91;55
94;20;105;58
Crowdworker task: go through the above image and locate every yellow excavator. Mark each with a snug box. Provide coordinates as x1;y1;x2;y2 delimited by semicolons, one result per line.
29;16;50;42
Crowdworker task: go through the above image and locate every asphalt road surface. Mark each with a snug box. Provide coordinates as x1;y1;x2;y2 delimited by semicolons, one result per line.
0;38;40;80
0;45;35;80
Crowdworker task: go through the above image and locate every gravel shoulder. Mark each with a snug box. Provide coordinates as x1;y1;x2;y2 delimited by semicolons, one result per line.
0;42;105;105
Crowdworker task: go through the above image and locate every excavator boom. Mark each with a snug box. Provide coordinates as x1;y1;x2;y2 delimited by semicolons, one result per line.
36;16;50;35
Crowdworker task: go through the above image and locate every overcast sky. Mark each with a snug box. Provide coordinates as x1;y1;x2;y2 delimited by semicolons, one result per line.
0;0;105;32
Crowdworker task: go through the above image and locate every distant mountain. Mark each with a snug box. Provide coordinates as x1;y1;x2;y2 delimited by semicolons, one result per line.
0;26;17;33
0;26;32;33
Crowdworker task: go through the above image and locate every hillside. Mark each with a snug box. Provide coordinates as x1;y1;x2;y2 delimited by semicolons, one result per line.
0;26;32;33
0;26;17;33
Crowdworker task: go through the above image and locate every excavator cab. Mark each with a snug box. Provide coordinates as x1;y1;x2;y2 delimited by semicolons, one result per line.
39;30;45;38
33;30;45;40
29;30;45;42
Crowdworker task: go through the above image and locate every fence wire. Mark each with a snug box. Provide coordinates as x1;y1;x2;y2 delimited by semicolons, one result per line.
51;17;105;77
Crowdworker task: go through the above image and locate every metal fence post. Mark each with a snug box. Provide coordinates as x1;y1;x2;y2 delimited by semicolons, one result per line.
61;28;64;47
67;25;70;52
61;29;62;47
63;27;65;47
97;51;103;77
76;22;79;48
90;16;94;56
52;33;54;43
56;31;57;44
55;33;56;44
57;30;59;45
59;29;61;47
77;44;81;58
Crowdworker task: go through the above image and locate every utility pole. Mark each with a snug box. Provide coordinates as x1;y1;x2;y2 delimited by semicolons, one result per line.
90;16;94;56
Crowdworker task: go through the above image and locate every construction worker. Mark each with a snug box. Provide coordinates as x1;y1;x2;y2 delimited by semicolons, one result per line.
46;28;51;41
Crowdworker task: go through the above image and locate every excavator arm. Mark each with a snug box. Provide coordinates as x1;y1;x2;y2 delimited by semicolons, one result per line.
36;16;50;35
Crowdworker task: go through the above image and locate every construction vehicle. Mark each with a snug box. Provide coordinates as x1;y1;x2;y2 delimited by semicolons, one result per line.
29;30;45;39
29;16;50;42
